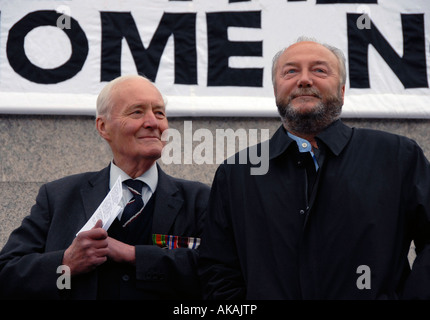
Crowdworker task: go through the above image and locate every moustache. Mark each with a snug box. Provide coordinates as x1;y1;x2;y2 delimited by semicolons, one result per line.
290;88;322;100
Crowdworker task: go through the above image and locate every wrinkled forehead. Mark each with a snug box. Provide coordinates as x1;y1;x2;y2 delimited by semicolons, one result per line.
279;41;340;70
111;78;165;106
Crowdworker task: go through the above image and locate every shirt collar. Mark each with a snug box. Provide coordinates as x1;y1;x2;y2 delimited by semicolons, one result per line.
109;161;158;193
287;131;313;153
269;119;352;160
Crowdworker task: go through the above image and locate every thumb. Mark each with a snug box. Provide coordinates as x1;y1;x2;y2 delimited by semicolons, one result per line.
92;219;103;229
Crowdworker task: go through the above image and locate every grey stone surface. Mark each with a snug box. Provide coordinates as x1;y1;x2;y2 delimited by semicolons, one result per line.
0;182;42;248
1;114;429;264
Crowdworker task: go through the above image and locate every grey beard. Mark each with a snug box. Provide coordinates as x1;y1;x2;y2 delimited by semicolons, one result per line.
277;91;343;136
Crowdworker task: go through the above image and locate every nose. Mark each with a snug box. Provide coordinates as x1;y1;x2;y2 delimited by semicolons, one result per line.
297;70;313;88
142;111;159;129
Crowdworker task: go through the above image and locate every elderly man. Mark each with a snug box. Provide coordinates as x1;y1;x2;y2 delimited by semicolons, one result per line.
199;37;430;299
0;75;210;299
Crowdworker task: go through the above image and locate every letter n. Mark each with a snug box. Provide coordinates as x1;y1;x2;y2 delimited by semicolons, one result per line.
347;13;428;89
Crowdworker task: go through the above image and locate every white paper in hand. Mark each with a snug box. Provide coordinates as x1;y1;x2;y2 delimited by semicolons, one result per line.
76;176;123;235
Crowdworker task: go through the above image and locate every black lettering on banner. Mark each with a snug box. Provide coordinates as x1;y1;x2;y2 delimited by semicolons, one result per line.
6;10;88;84
169;0;252;1
100;12;197;84
316;0;377;3
206;11;263;87
347;13;428;89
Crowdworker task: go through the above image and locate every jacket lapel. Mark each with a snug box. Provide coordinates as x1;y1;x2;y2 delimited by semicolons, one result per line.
71;165;110;300
152;165;184;235
80;165;111;223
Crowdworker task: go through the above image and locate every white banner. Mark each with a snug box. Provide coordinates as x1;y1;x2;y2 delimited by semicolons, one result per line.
0;0;429;118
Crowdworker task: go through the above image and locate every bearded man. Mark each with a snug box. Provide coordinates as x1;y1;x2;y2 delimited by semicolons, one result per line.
198;37;430;299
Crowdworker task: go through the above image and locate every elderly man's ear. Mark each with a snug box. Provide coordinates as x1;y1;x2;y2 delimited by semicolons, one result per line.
96;117;111;142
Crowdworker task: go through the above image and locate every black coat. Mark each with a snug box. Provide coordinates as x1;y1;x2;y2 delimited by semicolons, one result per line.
199;120;430;299
0;164;209;299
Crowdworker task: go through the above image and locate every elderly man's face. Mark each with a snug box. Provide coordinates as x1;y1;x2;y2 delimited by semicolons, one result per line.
274;41;345;134
100;78;168;165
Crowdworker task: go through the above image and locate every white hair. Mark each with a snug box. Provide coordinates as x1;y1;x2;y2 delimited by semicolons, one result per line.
96;74;167;119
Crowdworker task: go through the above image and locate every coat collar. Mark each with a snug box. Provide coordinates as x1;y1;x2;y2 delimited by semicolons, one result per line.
315;119;353;156
269;119;352;160
269;125;295;160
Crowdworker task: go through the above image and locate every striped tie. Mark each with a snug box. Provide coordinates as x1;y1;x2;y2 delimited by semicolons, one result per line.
121;179;144;227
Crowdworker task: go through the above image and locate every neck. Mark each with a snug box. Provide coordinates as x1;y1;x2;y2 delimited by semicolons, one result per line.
113;157;156;178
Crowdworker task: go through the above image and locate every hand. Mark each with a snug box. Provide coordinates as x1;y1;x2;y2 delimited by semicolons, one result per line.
62;220;108;276
106;237;136;265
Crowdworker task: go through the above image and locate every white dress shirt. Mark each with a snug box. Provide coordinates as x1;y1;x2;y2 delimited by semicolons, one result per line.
109;161;158;221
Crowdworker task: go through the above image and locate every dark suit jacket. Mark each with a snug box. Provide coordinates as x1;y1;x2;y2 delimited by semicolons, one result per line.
0;164;209;299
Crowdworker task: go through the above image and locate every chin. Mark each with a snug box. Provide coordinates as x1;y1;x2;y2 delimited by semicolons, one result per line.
142;148;163;159
291;103;319;114
134;142;162;159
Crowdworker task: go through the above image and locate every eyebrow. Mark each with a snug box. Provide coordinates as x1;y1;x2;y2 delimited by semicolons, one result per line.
282;60;331;68
281;62;298;68
312;60;330;67
126;102;165;109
